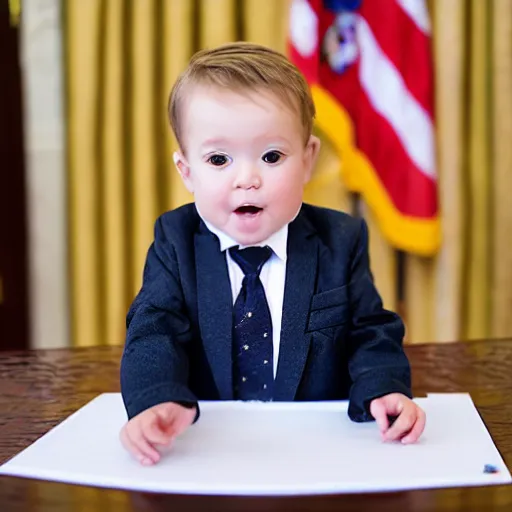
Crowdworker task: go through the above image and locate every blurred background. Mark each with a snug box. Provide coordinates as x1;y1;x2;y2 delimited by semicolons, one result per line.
1;0;511;351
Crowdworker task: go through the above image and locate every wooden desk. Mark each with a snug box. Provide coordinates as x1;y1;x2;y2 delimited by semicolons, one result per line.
0;340;511;511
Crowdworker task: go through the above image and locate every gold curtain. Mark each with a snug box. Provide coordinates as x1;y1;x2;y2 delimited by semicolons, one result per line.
65;0;339;347
65;0;512;347
405;0;512;343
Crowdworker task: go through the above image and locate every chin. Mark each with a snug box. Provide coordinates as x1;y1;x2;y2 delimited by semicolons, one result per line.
234;233;267;246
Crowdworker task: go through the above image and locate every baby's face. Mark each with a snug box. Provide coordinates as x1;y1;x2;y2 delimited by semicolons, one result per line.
175;84;320;245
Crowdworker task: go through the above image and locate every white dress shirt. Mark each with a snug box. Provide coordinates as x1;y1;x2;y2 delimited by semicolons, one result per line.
201;219;288;379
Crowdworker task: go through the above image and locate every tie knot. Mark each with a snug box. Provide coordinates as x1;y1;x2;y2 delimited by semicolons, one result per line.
229;246;273;276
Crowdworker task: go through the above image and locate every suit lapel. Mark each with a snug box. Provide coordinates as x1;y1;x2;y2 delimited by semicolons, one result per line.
195;224;234;399
274;209;318;400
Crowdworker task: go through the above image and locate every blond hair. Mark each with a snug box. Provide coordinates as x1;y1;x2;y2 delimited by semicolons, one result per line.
168;42;315;150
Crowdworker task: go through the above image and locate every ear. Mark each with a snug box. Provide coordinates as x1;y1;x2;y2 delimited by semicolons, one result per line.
173;151;194;193
303;135;321;184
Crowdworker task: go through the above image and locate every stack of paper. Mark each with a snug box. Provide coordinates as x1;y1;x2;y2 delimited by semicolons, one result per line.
0;393;510;494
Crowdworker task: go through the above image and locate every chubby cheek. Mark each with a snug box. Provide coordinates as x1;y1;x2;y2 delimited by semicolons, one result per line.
267;170;304;205
194;174;232;210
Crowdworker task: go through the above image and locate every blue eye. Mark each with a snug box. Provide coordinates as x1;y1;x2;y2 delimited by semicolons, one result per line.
262;151;283;164
208;154;229;166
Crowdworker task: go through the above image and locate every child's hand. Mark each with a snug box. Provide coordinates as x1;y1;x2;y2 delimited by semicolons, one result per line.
120;402;196;465
369;393;426;444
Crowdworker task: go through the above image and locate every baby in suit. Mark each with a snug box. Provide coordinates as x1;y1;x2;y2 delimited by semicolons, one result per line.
119;42;426;465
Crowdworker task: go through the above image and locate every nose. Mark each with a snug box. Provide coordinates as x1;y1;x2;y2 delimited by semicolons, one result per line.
234;163;262;190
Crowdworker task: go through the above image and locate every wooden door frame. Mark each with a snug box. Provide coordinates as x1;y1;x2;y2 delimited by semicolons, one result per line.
0;1;29;350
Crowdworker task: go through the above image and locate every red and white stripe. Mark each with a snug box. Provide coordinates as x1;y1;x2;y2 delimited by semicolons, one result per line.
289;0;437;220
357;15;435;180
355;0;436;216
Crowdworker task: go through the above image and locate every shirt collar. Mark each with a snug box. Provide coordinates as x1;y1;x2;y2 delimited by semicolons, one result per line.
199;211;289;262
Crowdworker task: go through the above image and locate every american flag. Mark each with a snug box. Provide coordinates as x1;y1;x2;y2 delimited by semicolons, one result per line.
289;0;440;255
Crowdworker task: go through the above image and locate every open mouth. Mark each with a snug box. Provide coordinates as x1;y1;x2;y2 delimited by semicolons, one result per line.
234;205;263;215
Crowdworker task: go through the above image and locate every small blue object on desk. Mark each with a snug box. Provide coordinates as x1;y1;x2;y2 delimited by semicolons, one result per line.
483;464;499;474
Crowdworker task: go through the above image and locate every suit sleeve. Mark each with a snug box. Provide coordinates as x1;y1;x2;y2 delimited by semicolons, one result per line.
120;217;199;420
346;218;412;422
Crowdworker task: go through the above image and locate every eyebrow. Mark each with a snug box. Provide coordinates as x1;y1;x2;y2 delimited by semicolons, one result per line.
200;138;230;150
200;136;293;150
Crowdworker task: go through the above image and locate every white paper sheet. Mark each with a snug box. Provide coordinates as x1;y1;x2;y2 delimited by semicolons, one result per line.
0;394;510;495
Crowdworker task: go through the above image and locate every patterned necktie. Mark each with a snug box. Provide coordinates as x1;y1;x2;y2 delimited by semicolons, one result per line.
229;245;274;401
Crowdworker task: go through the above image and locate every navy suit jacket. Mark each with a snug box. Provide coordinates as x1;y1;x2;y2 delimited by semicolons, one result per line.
120;203;411;422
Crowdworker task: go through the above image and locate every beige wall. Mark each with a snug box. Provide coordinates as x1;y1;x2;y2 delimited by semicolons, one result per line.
21;0;68;348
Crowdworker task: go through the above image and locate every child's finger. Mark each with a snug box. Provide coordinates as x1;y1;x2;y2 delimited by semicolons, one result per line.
369;399;389;433
174;408;196;436
382;408;415;441
119;427;136;455
154;404;176;425
129;427;161;464
401;409;426;444
120;427;150;464
144;418;173;446
156;404;195;438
